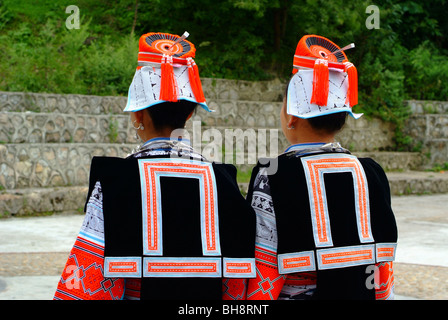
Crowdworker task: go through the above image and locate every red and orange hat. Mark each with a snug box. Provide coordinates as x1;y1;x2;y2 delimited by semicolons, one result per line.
124;32;210;112
286;35;361;119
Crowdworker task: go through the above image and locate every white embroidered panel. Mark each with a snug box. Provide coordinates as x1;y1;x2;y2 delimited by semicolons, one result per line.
278;251;316;274
223;258;256;278
126;65;198;112
143;257;222;278
375;243;397;262
316;244;376;270
301;154;374;248
104;257;142;278
138;158;221;256
287;69;364;119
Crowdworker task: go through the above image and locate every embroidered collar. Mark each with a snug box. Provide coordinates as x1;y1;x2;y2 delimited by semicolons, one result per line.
128;137;205;160
283;142;350;157
284;142;326;153
141;137;191;148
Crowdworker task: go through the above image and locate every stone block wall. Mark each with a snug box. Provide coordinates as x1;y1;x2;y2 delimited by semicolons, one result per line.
0;144;134;190
0;78;398;189
195;78;397;156
404;100;448;169
0;79;445;215
0;112;137;145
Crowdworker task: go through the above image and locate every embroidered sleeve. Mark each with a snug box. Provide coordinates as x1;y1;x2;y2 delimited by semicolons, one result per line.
375;261;395;300
223;279;248;300
219;164;257;300
53;181;125;300
246;168;286;300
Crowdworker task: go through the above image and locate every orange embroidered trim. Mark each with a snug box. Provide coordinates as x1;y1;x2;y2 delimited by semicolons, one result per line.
301;154;373;247
104;257;142;278
109;262;137;273
278;251;316;274
223;258;256;278
317;245;375;270
376;243;397;262
143;257;221;277
138;159;220;256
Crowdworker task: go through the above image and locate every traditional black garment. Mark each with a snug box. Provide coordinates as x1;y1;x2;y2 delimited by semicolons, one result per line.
85;150;256;300
246;144;397;300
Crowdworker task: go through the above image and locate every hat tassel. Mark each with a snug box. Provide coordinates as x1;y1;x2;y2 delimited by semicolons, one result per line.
187;58;206;103
344;62;358;107
310;59;329;106
159;54;178;102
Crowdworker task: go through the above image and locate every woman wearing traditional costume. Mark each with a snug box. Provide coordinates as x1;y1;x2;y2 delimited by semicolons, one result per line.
245;35;398;300
54;32;256;300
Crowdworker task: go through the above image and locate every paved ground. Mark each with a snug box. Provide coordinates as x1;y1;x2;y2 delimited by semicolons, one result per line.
0;194;447;300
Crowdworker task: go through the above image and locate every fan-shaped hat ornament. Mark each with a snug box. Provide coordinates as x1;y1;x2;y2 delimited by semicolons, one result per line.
288;35;361;119
124;32;211;112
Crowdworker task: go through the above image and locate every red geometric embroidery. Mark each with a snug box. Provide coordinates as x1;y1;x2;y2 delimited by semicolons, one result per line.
375;262;395;300
54;237;125;300
222;279;247;300
246;246;286;300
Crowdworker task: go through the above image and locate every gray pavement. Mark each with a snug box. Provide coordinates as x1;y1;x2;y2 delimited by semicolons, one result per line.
0;194;447;300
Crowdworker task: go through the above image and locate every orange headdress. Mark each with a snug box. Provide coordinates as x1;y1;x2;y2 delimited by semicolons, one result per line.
124;32;209;112
292;35;358;107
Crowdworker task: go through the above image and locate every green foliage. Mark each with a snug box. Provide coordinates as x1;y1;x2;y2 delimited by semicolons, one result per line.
427;162;448;173
0;5;138;95
108;116;119;143
406;42;448;101
0;0;447;150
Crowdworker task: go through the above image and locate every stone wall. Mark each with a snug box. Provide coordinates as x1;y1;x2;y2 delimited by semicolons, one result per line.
0;144;134;190
405;100;448;169
0;112;137;145
0;78;396;151
0;80;446;216
0;81;398;191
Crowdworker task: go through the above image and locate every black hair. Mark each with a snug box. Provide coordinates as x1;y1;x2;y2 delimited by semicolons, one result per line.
146;100;198;131
307;112;347;134
284;75;347;135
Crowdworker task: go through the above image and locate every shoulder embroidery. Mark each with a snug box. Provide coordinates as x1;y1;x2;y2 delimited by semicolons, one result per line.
301;153;374;247
138;158;221;255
